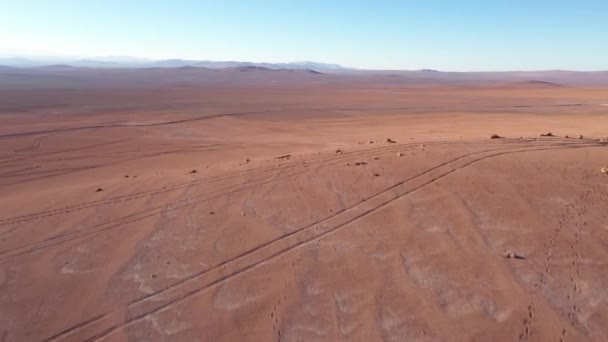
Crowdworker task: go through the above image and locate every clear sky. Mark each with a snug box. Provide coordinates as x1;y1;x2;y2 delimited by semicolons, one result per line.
1;0;606;71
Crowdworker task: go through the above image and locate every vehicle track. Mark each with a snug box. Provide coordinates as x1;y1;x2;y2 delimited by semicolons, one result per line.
0;139;548;256
0;141;273;188
43;141;604;342
0;141;406;227
0;139;212;167
0;102;591;140
1;139;462;255
0;109;285;139
2;138;501;231
0;140;412;224
0;138;540;227
0;132;126;165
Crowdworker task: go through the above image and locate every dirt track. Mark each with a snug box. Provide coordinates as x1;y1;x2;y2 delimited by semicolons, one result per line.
1;82;608;341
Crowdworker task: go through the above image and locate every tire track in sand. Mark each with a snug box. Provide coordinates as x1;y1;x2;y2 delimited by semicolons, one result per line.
1;138;507;226
0;139;508;255
44;141;604;342
0;140;422;226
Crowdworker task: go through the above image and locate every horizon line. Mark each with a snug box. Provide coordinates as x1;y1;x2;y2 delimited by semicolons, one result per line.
1;49;607;73
1;60;607;74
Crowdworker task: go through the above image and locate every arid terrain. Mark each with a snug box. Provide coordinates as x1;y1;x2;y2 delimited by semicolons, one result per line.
1;68;607;341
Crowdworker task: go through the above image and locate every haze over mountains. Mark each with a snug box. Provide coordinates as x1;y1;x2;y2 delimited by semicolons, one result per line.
0;55;347;70
1;55;608;90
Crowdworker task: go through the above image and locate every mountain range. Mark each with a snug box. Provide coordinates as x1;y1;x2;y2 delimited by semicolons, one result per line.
0;56;347;70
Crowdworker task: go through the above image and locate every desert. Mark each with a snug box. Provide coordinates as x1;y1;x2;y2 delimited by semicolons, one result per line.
1;66;607;341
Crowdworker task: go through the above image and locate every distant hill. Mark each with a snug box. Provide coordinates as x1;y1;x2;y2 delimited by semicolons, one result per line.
508;80;565;87
1;57;607;88
190;60;343;71
284;61;343;70
153;59;202;68
219;66;324;76
0;56;347;71
34;64;76;70
226;66;274;72
177;65;210;70
281;68;324;74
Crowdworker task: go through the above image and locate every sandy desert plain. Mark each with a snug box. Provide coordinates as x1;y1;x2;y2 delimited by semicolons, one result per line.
0;67;608;341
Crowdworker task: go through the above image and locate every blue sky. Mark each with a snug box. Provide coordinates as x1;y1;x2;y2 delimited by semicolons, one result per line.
0;0;606;70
